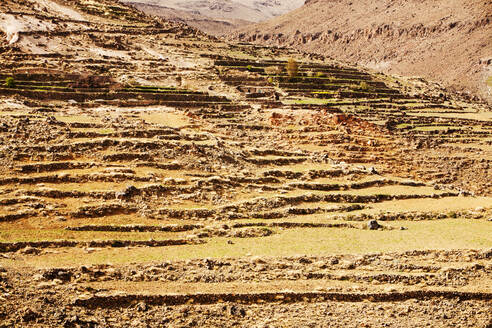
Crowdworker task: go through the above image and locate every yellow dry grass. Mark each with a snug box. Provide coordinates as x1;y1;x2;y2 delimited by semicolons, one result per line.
3;219;490;268
140;111;190;128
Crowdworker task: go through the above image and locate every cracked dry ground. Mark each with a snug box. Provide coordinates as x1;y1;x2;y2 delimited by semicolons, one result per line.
0;0;491;326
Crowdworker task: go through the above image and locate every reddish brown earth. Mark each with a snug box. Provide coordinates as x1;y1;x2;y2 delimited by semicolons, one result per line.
228;0;492;103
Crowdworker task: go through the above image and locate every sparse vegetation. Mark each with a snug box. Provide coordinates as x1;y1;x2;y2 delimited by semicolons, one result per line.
5;77;14;88
486;75;492;88
126;78;139;87
285;58;299;78
359;81;370;91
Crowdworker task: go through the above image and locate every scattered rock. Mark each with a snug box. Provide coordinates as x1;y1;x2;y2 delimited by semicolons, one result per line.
135;302;148;312
19;246;40;255
32;274;45;281
230;227;274;238
367;220;381;230
21;308;39;322
116;185;139;199
229;305;246;317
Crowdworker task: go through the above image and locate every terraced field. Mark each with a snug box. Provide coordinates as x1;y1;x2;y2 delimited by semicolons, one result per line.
0;0;491;326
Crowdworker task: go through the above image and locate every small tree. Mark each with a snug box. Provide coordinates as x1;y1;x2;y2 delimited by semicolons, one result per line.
285;58;298;78
359;81;370;91
5;77;14;88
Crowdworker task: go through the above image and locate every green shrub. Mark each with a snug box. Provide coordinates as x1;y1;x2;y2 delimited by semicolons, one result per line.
5;77;14;88
267;77;274;84
447;211;457;219
316;72;325;78
285;58;298;78
246;65;253;71
359;81;370;91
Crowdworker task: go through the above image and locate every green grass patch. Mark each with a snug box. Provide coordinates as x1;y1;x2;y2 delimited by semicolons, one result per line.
413;125;455;132
396;123;412;129
311;91;337;95
8;219;492;267
283;98;337;105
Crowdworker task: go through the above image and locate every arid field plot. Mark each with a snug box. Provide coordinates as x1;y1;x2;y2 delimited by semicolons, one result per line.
0;0;491;327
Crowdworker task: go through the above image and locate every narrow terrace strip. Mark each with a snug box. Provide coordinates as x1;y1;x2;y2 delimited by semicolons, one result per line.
0;238;202;253
64;222;363;233
73;290;492;308
66;224;203;232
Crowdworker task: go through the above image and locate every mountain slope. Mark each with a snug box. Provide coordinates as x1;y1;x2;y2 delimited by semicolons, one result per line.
123;0;305;34
125;1;251;34
228;0;492;102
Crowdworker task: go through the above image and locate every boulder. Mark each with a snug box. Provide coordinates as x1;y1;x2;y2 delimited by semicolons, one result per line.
367;220;381;230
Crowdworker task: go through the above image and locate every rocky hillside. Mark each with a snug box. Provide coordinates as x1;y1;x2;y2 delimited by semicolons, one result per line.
124;1;251;35
124;0;305;35
1;0;492;326
228;0;492;103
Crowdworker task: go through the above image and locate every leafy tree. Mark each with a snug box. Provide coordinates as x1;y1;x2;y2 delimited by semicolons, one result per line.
5;77;14;88
286;58;298;78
